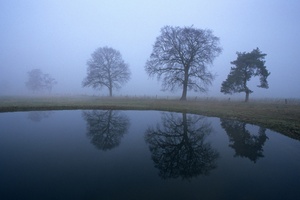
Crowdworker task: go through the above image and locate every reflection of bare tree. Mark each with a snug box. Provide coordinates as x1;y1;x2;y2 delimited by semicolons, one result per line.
145;112;219;180
82;110;130;151
28;111;53;122
221;119;268;163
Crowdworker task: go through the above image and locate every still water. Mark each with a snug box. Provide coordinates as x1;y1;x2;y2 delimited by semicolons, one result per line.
0;110;299;200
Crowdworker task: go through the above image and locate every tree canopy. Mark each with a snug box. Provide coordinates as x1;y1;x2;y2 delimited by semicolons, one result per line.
221;48;270;102
145;26;222;100
82;47;131;96
26;69;57;93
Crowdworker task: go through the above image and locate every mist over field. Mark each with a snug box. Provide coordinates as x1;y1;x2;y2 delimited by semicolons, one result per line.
1;0;300;99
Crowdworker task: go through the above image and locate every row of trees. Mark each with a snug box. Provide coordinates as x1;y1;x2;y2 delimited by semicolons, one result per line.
83;25;270;102
26;26;270;101
83;25;223;100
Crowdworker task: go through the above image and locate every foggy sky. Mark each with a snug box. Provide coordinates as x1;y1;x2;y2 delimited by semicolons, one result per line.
1;0;300;98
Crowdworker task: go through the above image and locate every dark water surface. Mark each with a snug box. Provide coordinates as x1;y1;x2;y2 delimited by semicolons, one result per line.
0;110;299;200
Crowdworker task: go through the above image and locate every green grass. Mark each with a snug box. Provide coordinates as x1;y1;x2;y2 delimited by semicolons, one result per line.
1;95;300;141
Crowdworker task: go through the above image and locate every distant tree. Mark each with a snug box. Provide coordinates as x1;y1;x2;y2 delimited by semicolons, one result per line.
43;73;57;93
221;48;270;102
145;26;222;100
26;69;57;93
82;47;131;96
26;69;43;92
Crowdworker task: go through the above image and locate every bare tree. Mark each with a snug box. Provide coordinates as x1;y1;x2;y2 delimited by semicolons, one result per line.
82;47;131;96
26;69;57;93
145;26;222;100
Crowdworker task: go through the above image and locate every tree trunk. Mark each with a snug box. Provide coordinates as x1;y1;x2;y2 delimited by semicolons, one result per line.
180;85;187;101
180;68;189;101
243;76;249;102
245;91;249;102
109;87;113;97
108;76;113;97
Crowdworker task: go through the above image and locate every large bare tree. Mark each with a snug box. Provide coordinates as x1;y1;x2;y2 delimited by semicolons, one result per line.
145;26;222;100
83;47;131;96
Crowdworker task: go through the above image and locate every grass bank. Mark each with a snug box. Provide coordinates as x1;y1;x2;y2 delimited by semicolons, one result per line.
1;95;300;141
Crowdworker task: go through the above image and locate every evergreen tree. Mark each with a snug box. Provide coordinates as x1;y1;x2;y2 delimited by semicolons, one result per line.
221;48;270;102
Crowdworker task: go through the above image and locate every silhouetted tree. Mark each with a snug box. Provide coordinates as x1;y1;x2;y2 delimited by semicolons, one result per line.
26;69;57;93
82;47;131;96
145;112;219;180
221;48;270;102
82;110;130;151
145;26;222;100
221;119;268;163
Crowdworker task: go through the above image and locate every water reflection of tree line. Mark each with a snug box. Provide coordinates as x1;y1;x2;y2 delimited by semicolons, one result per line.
145;112;219;180
221;119;268;163
82;110;130;151
27;111;53;122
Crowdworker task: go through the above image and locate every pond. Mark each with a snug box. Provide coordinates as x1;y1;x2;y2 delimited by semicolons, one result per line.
0;110;300;200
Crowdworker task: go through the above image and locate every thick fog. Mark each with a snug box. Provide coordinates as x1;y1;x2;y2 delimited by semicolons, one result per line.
1;0;299;98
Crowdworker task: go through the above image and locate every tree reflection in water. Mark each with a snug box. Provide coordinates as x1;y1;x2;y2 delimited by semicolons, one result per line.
27;111;53;122
221;119;268;163
145;112;219;180
82;110;130;151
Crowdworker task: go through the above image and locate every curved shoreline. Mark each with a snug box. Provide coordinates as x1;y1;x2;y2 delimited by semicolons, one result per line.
1;96;300;141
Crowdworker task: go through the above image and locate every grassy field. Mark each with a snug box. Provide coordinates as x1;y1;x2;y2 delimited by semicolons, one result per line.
1;95;300;141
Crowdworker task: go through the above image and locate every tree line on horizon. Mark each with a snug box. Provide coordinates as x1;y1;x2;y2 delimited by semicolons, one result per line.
26;25;270;102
